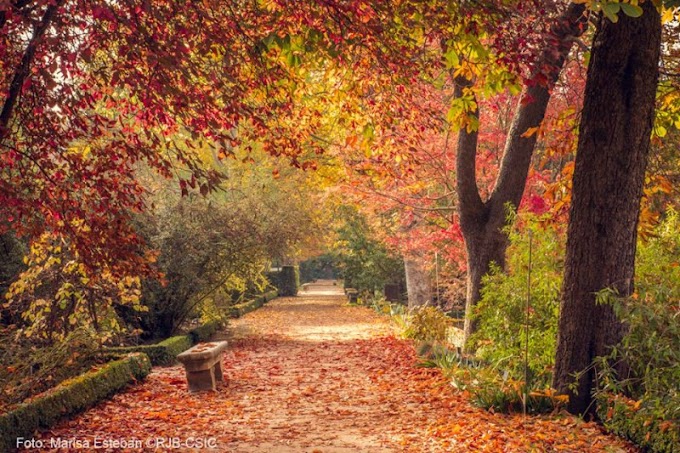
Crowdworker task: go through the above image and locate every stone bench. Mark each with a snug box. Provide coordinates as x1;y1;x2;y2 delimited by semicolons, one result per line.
344;288;359;303
177;341;229;392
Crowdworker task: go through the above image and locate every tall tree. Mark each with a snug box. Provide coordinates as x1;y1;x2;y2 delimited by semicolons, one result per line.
454;3;587;342
553;1;662;416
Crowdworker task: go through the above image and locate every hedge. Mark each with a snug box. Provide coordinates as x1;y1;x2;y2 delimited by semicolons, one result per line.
0;353;151;452
227;290;278;318
188;319;223;343
104;319;225;366
278;266;299;296
105;334;193;366
598;394;680;453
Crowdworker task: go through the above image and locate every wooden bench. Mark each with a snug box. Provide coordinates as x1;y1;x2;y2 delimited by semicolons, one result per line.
177;341;229;392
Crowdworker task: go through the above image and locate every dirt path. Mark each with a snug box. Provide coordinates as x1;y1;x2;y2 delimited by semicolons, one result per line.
36;281;635;452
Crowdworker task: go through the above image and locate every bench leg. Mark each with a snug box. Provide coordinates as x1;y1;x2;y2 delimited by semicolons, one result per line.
214;360;225;383
185;368;216;392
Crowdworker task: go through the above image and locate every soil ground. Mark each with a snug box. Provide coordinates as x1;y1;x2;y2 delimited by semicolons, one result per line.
35;280;636;452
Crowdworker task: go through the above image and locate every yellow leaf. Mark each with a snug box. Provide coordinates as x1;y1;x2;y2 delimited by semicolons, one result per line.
661;7;675;24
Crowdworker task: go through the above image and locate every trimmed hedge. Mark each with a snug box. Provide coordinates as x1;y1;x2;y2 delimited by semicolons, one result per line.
264;289;278;302
105;334;193;366
598;395;680;453
227;290;278;318
0;353;151;452
278;266;299;296
104;319;224;365
188;319;223;343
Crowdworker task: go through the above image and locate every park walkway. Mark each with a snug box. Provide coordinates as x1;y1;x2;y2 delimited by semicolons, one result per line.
37;281;635;452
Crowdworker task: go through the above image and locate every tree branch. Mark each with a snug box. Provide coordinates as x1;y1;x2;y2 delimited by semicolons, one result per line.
454;76;485;228
0;0;63;142
489;2;587;214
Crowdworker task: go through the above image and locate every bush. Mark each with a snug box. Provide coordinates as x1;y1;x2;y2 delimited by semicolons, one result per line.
331;205;405;293
402;306;452;343
299;254;337;283
0;353;151;452
592;211;680;452
188;319;223;343
415;342;566;415
597;394;679;453
416;212;567;415
132;194;285;339
469;212;563;389
0;327;101;409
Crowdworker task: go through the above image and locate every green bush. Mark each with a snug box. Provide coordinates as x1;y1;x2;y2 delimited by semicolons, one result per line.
597;394;679;453
402;306;452;343
592;210;680;452
418;212;567;415
299;254;337;283
0;328;99;408
188;319;223;343
469;212;563;389
0;353;151;452
330;205;405;293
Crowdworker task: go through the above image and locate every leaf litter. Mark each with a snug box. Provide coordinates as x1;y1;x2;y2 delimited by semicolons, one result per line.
35;293;637;452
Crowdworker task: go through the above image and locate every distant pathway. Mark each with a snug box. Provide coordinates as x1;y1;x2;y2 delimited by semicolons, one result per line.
37;280;635;452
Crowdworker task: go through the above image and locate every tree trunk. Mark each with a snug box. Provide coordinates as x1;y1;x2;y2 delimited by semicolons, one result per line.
553;3;661;417
462;217;507;340
404;255;432;308
455;3;586;345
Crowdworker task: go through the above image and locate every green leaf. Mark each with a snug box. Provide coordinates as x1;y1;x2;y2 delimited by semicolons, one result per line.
620;3;643;17
444;48;459;69
602;2;620;22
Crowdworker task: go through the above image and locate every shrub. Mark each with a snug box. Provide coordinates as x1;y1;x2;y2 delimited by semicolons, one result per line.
420;212;567;415
592;211;680;452
330;205;405;293
188;319;223;343
0;353;151;452
469;212;563;389
596;393;679;453
0;327;100;408
132;193;287;339
299;254;338;283
402;306;452;343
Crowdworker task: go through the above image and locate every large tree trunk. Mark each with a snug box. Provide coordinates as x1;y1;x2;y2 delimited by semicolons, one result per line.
456;3;586;345
404;255;432;308
553;3;661;417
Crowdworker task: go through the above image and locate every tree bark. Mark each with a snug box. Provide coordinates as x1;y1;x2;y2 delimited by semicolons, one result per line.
456;3;586;344
404;255;432;308
553;3;661;417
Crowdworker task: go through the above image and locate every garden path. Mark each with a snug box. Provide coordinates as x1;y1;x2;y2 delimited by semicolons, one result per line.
38;281;636;452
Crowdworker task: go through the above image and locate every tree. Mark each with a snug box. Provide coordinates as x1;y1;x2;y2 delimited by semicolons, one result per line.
454;3;587;342
331;206;405;295
0;0;424;276
553;1;662;416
